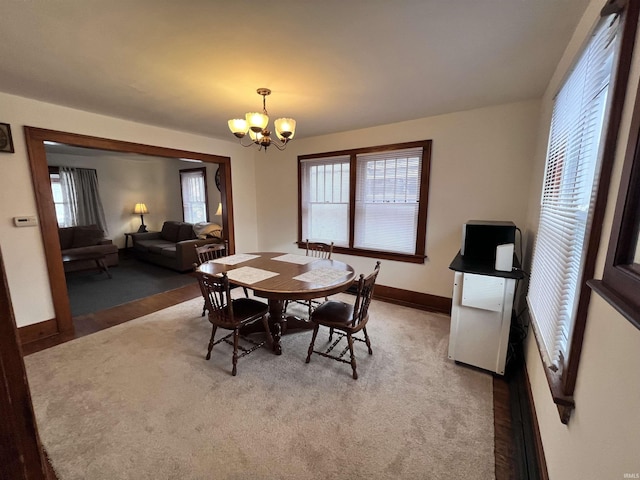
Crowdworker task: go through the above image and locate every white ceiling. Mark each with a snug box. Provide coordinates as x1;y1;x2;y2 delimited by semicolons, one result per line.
0;0;590;141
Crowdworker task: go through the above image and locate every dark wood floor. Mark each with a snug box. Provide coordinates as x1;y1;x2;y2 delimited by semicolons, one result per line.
25;285;518;480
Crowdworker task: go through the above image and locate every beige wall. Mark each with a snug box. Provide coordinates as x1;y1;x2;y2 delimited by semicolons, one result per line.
0;91;259;328
523;0;640;477
254;100;541;298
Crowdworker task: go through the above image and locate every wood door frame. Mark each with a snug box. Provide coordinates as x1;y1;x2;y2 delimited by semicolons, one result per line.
24;127;235;341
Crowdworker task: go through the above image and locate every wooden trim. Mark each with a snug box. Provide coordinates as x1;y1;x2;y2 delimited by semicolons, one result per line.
18;319;58;345
373;284;452;315
23;127;235;338
524;365;550;480
0;247;48;479
297;140;432;261
563;0;639;396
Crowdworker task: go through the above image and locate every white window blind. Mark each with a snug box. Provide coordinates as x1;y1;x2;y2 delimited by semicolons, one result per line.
354;148;423;254
527;14;619;371
181;169;208;224
300;156;350;245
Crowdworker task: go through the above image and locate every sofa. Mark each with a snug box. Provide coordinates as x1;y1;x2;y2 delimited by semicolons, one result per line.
130;221;224;272
58;225;119;273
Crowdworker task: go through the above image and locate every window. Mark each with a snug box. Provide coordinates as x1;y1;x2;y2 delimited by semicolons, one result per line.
589;71;640;330
180;168;209;224
299;141;431;263
526;0;636;423
48;166;108;232
49;169;72;227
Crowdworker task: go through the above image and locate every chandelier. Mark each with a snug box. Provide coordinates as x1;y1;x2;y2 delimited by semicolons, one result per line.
228;88;296;151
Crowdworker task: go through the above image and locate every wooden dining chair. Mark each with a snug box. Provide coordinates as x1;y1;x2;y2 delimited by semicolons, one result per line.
305;261;380;379
195;242;248;317
285;239;334;318
196;270;273;376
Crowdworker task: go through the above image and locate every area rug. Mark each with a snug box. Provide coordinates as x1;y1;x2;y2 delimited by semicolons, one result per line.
65;254;196;316
25;295;495;480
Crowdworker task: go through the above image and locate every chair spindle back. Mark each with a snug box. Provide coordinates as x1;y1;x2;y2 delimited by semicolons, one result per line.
351;261;381;327
305;239;334;259
195;242;228;265
196;271;237;327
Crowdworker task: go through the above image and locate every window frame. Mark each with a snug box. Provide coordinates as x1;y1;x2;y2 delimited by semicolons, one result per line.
589;71;640;330
179;167;209;224
298;140;431;264
528;0;638;424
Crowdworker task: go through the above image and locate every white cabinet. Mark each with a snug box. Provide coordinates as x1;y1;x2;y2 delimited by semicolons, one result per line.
448;271;516;375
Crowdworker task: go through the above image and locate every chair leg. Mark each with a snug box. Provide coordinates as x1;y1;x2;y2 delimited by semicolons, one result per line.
201;300;207;317
306;324;320;363
347;333;358;380
363;326;373;355
307;300;313;318
243;287;249;298
206;325;217;360
231;329;239;376
329;327;334;341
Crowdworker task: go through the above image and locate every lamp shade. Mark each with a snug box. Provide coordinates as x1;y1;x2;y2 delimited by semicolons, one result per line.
228;118;248;138
133;203;149;214
215;203;222;216
275;118;296;140
246;112;269;132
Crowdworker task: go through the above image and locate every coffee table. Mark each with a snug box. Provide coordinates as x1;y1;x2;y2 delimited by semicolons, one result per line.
61;251;112;279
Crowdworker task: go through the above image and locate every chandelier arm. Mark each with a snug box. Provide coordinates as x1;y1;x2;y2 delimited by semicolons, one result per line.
270;139;287;151
238;136;259;148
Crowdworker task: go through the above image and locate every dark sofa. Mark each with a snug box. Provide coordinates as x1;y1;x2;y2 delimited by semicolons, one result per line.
131;221;223;272
59;225;119;273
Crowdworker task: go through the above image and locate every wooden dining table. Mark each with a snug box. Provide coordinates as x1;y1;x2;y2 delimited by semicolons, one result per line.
196;252;356;354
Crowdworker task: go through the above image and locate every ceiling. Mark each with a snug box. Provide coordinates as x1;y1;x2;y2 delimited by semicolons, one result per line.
0;0;590;141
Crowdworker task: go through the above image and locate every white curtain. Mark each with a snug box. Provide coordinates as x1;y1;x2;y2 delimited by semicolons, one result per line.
59;167;108;234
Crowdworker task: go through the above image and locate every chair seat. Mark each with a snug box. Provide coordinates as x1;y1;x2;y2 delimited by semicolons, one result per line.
311;300;354;325
231;298;269;321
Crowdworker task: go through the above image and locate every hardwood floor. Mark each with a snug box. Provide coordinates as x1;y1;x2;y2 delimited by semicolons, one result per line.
24;287;519;479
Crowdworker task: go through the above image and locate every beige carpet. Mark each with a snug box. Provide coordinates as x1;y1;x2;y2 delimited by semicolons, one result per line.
25;294;495;480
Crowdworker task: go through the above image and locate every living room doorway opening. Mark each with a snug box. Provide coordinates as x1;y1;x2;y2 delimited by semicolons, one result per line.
24;127;236;342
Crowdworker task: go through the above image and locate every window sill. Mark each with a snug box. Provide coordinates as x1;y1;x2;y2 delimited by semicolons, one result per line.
588;279;640;330
296;243;426;264
531;322;575;424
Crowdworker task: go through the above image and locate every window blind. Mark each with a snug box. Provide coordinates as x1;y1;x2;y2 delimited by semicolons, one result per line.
527;14;620;370
300;156;350;245
354;147;423;254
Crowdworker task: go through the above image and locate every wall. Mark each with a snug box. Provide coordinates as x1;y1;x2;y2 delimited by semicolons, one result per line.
523;0;640;478
0;91;258;328
254;100;540;299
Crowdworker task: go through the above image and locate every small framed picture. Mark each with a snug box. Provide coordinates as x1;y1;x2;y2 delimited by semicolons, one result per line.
0;123;14;153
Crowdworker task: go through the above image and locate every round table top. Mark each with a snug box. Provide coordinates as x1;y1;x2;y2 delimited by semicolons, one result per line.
196;252;356;301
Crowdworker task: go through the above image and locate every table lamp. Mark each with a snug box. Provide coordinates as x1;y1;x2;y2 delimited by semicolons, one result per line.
133;202;149;232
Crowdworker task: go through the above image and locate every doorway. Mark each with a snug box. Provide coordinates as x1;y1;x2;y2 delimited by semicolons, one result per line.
24;127;236;342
